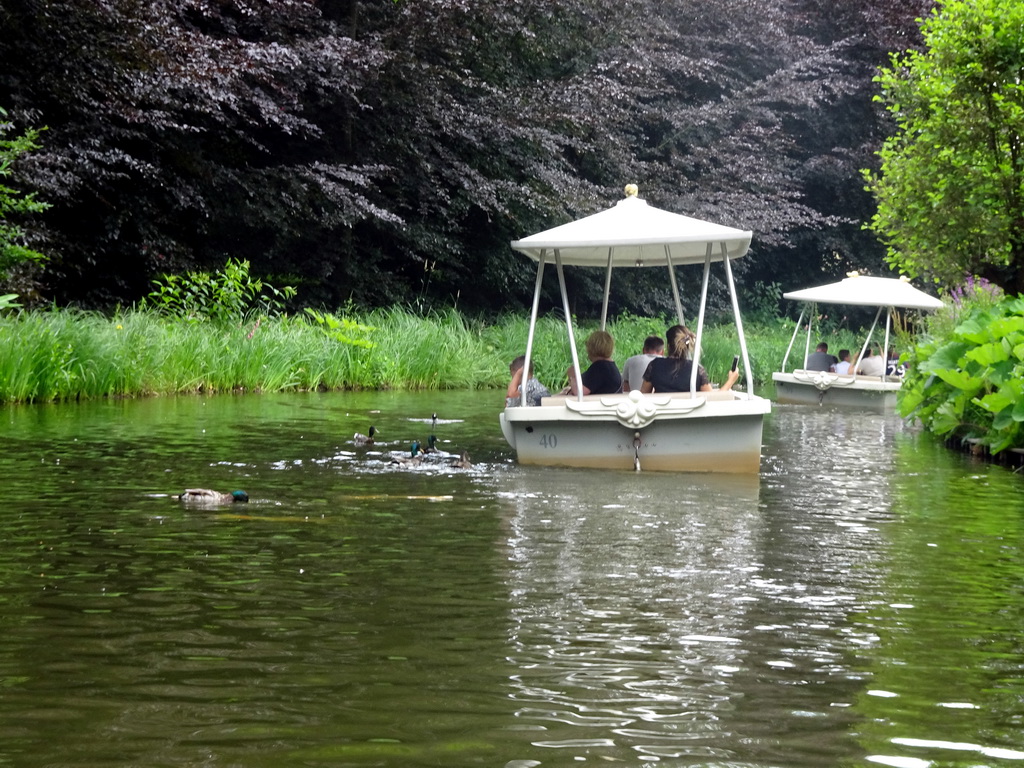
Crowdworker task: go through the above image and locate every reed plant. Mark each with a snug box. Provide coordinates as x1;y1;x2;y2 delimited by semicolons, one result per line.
357;307;504;390
0;304;823;404
0;256;882;404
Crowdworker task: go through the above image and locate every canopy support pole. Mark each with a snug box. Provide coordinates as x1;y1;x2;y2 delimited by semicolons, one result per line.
521;251;546;407
882;310;892;376
802;308;814;370
555;249;584;401
600;247;613;331
691;244;713;397
665;245;685;324
722;243;754;398
781;307;806;373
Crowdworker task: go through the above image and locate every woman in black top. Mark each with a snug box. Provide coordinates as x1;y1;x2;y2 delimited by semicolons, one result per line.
641;325;740;393
566;330;622;395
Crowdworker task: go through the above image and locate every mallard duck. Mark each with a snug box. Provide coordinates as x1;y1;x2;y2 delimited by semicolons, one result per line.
389;441;422;465
418;434;456;463
178;489;249;504
353;426;377;445
450;451;473;469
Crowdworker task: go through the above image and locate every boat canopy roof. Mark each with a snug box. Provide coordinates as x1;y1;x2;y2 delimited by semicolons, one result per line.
510;187;752;267
783;273;944;311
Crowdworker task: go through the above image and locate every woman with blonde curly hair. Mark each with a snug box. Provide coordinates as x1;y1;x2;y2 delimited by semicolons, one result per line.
565;330;622;395
641;325;740;393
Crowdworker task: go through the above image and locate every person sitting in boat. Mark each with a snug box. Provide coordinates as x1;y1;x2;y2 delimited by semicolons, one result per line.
834;349;852;375
621;335;664;392
805;342;837;372
565;330;622;395
505;355;551;407
851;346;885;377
640;324;741;393
885;349;904;376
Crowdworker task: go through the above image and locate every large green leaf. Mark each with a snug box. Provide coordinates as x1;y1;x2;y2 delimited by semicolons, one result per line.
933;367;981;392
976;390;1013;414
927;341;971;370
929;401;963;435
990;422;1021;453
988;316;1024;339
965;341;1009;367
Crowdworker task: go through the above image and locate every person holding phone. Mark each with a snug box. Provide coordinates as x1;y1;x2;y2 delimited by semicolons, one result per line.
640;325;741;393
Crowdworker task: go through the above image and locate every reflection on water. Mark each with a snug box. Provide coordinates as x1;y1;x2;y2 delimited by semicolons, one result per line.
1;394;1023;767
499;470;767;762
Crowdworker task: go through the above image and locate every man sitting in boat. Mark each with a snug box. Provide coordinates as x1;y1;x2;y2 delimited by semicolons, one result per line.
505;355;550;407
805;342;838;372
621;335;664;392
565;330;622;395
851;346;885;377
640;325;741;393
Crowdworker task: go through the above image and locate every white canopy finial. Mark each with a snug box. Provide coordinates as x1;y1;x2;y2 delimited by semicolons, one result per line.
624;183;639;198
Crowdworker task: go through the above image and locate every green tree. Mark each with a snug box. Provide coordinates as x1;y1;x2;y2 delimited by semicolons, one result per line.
0;107;47;284
865;0;1024;295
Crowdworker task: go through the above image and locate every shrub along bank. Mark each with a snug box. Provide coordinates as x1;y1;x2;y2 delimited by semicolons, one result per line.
898;285;1024;456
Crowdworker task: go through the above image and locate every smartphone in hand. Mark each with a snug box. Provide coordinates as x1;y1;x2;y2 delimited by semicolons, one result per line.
731;354;740;372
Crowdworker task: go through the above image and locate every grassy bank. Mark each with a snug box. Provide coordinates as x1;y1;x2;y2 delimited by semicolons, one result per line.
0;305;867;404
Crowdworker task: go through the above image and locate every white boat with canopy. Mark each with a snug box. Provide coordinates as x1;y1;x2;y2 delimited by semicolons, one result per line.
772;272;944;407
499;185;771;473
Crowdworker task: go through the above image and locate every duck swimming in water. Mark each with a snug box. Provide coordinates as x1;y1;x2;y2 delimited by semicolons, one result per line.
353;426;377;445
450;451;473;470
389;441;422;465
417;434;457;464
178;489;249;505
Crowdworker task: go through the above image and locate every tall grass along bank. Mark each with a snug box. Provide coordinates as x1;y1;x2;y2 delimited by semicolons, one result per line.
1;306;814;404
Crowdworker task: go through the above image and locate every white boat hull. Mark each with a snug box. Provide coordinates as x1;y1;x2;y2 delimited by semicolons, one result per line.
772;371;900;409
500;391;770;473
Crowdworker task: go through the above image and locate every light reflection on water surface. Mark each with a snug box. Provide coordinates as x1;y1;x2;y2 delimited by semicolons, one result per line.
1;392;1023;767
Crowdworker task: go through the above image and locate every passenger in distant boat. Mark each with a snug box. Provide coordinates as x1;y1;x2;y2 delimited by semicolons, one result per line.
621;335;664;392
834;349;852;375
885;349;904;376
505;355;551;407
851;346;885;377
565;330;622;395
805;342;838;372
641;324;741;393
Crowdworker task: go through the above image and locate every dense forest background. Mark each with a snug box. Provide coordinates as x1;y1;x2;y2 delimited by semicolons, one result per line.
0;0;934;318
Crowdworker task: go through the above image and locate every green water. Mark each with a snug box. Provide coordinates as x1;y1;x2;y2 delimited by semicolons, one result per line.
1;392;1023;767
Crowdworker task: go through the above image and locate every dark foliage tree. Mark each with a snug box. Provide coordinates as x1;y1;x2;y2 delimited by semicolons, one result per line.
0;0;390;304
0;0;932;316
